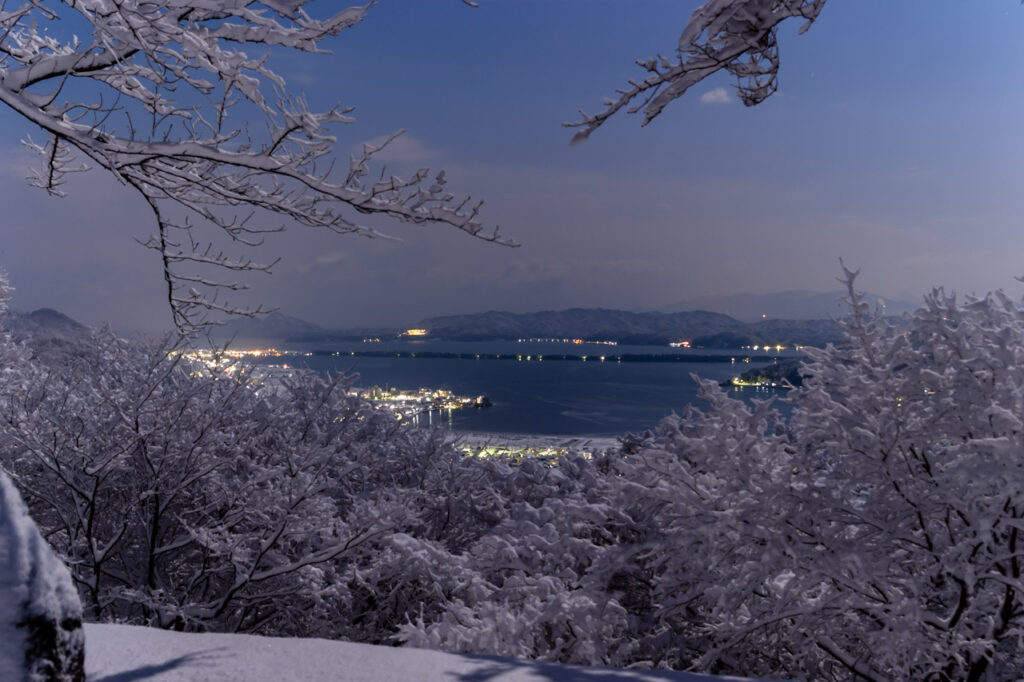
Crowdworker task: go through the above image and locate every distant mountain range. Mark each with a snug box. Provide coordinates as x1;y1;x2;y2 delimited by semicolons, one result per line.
417;308;745;344
211;312;336;340
213;307;856;348
414;308;848;347
9;289;916;350
658;290;918;322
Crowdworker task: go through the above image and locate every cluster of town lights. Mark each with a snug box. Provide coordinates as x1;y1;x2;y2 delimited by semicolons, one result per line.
174;348;491;424
176;347;299;371
357;386;490;421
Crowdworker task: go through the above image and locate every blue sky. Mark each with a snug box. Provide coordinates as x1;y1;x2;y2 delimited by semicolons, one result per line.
2;1;1024;331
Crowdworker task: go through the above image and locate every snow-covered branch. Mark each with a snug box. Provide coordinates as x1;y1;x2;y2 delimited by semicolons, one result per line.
0;1;514;331
567;0;829;144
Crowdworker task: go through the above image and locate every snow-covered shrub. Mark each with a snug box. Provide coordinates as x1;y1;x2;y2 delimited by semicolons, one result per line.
600;383;790;673
402;453;643;667
611;270;1024;680
8;265;1024;681
0;329;496;640
773;280;1024;680
406;269;1024;681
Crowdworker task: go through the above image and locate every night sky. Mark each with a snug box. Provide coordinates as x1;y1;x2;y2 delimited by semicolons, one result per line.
2;1;1023;332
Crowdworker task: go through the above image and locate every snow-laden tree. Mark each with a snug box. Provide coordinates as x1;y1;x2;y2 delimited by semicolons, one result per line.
0;326;536;640
603;383;792;673
1;1;514;332
771;276;1024;681
568;0;829;143
398;270;1024;680
598;270;1024;681
402;390;790;672
402;453;641;667
0;329;443;634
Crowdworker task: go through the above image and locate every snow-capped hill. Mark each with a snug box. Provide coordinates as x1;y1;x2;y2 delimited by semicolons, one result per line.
214;311;332;340
84;624;773;682
5;308;88;343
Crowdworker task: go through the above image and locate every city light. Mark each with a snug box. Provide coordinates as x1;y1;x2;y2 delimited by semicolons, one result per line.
517;337;617;346
357;386;492;421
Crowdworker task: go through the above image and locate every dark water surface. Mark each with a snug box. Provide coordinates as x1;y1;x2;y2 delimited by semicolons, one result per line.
258;341;795;437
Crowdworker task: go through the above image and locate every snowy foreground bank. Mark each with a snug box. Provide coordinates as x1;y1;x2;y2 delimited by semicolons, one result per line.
84;624;771;682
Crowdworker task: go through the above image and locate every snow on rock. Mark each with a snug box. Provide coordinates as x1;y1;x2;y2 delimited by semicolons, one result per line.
0;471;85;682
84;623;774;682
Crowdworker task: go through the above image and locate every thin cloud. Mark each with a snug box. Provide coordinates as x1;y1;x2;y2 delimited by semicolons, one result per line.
314;251;346;267
294;250;346;275
699;87;732;104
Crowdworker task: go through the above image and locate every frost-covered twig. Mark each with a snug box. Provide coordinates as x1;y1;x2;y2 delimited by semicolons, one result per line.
566;0;829;144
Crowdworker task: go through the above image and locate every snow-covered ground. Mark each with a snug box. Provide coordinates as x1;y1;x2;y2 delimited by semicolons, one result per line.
85;623;768;682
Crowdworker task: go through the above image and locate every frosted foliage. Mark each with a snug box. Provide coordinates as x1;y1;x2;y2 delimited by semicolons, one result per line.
400;270;1024;680
602;269;1024;680
0;329;514;639
0;471;84;682
567;0;829;143
9;266;1024;680
0;1;513;332
401;456;624;664
772;273;1024;680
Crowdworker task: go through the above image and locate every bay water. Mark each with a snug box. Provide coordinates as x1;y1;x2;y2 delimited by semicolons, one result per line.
253;340;795;437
